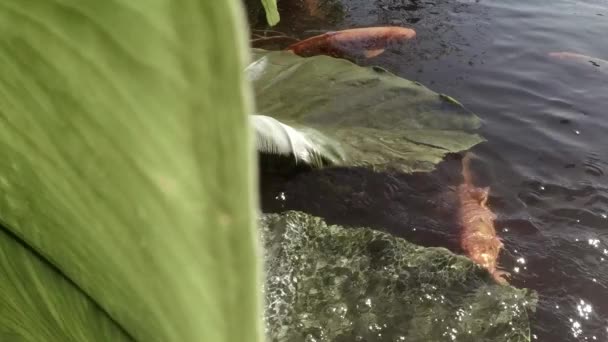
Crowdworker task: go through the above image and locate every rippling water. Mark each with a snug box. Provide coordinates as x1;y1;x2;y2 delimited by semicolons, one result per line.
255;0;608;340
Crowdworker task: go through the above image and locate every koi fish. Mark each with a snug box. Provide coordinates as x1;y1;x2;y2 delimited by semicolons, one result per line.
304;0;321;18
548;51;606;68
286;26;416;59
458;153;509;285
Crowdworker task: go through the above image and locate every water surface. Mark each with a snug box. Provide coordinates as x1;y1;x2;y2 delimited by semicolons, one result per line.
255;0;608;340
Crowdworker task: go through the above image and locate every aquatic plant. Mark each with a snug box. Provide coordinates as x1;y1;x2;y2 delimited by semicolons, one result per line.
260;0;280;26
262;211;537;342
246;0;280;26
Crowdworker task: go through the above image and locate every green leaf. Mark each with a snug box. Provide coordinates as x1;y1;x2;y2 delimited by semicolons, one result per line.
0;1;261;341
261;0;280;26
248;49;484;172
0;230;132;341
261;211;537;342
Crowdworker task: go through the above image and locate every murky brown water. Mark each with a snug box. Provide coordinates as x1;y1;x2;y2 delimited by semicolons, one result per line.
253;0;608;340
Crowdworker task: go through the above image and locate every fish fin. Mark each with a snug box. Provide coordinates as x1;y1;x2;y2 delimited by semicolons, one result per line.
479;187;490;206
493;270;511;285
363;48;386;58
469;187;489;206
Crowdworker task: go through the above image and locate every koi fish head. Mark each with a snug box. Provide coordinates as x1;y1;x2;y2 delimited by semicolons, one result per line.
330;27;417;56
384;27;417;42
468;186;490;207
548;51;577;60
463;234;503;270
357;27;416;58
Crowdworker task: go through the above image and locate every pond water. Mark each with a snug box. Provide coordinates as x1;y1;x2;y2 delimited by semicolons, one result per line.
253;0;608;341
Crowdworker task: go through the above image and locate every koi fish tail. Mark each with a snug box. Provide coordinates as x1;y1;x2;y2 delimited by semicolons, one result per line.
492;269;511;285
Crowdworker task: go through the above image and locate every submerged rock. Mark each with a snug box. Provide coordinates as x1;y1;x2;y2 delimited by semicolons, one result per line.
261;211;537;342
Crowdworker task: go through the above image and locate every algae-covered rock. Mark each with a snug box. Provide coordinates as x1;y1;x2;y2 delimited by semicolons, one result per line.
261;211;537;342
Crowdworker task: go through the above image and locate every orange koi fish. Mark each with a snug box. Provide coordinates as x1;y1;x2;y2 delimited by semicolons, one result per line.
548;51;606;68
286;26;416;59
458;153;509;285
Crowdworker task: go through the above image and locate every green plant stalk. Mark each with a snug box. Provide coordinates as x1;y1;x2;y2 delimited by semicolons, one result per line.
261;0;280;26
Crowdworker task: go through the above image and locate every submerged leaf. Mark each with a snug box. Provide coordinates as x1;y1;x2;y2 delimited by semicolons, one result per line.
248;49;484;172
261;211;537;342
0;1;260;342
252;114;345;167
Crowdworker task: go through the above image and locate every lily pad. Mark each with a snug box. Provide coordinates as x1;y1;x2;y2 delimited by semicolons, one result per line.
248;49;483;172
261;211;537;342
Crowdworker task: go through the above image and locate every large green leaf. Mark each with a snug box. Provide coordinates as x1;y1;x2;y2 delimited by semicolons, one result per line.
248;49;483;172
261;211;537;342
0;230;132;341
0;1;261;341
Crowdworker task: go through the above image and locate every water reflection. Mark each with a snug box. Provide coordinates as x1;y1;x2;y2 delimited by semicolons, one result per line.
569;318;583;338
576;299;593;320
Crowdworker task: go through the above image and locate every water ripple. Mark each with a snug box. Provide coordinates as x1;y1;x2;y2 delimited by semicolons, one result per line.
584;152;606;177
